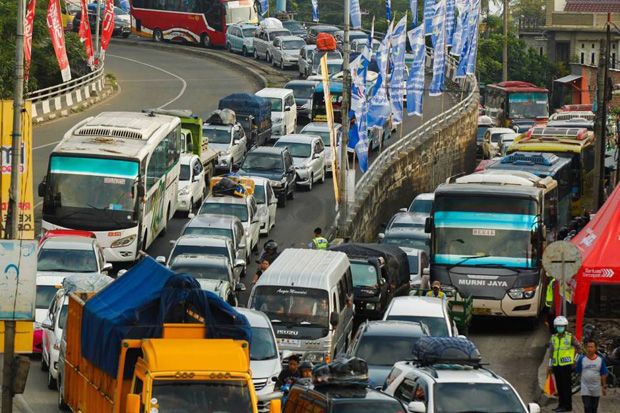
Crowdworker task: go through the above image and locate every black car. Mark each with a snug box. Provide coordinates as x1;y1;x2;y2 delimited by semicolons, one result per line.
330;243;411;321
285;383;405;413
238;146;296;207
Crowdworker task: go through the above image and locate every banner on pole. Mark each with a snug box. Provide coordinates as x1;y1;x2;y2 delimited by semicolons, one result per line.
424;0;436;35
47;0;72;82
389;16;408;124
407;25;426;116
351;0;362;30
386;0;393;22
312;0;320;22
24;0;36;83
259;0;268;16
321;55;339;203
429;0;446;96
410;0;418;27
79;0;95;68
100;0;115;61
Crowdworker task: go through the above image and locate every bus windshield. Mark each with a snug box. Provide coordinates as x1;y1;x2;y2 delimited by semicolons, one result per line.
152;380;252;411
508;92;548;119
42;156;139;230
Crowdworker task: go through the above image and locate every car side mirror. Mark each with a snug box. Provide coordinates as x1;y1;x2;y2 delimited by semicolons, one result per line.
528;403;541;413
38;180;46;197
399;207;407;212
284;106;291;112
329;311;339;327
407;401;426;413
379;278;386;286
102;263;113;273
313;153;320;159
126;394;141;413
235;283;246;292
377;233;385;241
424;217;433;233
234;258;246;268
169;240;176;246
233;139;240;144
155;256;167;264
188;213;196;219
137;183;145;198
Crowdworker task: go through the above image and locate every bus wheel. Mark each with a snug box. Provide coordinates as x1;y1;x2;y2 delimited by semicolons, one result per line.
201;33;211;48
153;28;163;42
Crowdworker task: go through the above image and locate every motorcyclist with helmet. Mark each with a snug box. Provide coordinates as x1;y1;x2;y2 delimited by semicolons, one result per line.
258;240;280;264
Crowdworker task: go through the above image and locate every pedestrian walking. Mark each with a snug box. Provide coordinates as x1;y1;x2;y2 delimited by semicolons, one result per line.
309;227;328;249
576;339;608;413
548;316;581;412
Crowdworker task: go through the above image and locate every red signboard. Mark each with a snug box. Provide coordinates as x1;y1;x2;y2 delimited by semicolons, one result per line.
47;0;72;82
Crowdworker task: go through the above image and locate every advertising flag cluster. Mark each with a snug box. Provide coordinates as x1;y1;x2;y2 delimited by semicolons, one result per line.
351;0;362;30
24;0;36;82
445;0;456;47
456;0;481;78
451;0;469;57
350;47;372;172
367;23;392;130
406;25;426;116
47;0;72;82
79;0;95;68
100;0;115;61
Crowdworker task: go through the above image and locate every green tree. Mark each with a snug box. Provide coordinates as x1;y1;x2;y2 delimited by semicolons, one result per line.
0;0;88;99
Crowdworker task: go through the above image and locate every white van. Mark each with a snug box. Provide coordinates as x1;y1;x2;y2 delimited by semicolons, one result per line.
248;248;354;364
255;88;297;136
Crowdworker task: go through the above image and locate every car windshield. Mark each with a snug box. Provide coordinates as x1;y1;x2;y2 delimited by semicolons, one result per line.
269;30;290;40
326;62;343;75
312;51;342;67
354;334;421;366
198;203;248;222
250;327;278;361
386;315;449;336
409;199;433;214
203;127;231;144
38;248;98;273
242;28;256;37
180;164;191;181
302;128;331;146
477;126;490;143
286;83;315;100
266;97;282;112
58;304;68;329
282;40;306;50
433;382;525;413
334;400;405;413
384;234;430;252
388;220;424;230
490;132;504;143
242;153;283;171
36;285;59;309
252;286;329;329
182;226;233;239
114;7;128;16
170;245;228;263
508;92;548;119
349;32;368;41
274;141;311;158
254;185;266;204
152;380;252;412
169;262;229;281
350;262;379;287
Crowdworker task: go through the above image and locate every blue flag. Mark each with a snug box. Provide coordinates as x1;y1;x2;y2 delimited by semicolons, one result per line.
445;0;456;47
351;0;362;29
258;0;268;16
389;16;408;124
424;0;436;35
451;0;469;57
350;47;372;172
368;25;393;130
386;0;393;22
311;0;319;22
456;0;479;78
407;25;426;116
465;6;480;75
429;0;446;96
410;0;418;27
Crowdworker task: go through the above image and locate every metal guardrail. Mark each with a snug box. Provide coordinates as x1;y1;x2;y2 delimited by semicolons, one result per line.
353;52;478;204
25;66;105;103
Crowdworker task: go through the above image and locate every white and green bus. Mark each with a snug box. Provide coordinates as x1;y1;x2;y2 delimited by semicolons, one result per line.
39;112;182;262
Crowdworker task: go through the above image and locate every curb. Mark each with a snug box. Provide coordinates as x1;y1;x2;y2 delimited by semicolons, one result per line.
111;37;293;89
32;77;119;125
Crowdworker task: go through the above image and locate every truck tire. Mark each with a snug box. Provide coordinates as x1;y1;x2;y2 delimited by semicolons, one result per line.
47;369;57;390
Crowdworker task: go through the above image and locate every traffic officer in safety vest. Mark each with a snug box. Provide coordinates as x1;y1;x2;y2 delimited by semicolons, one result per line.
548;316;581;412
309;227;329;250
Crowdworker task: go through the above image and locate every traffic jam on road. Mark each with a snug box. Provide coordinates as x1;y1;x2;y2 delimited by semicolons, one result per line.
21;3;620;413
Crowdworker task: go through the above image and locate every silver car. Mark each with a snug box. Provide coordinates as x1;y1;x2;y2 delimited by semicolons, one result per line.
300;122;343;173
203;122;248;172
298;44;317;78
181;214;248;262
254;28;291;62
270;36;306;69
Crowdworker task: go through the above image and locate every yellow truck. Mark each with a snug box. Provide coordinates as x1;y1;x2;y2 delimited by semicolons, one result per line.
61;257;281;413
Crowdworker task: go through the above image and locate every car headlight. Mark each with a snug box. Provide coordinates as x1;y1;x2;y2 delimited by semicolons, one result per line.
303;352;329;364
366;303;376;310
111;235;136;248
179;187;190;196
271;180;284;188
508;287;536;300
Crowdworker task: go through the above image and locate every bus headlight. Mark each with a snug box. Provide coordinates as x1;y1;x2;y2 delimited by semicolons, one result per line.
111;235;136;248
508;287;536;300
179;186;190;196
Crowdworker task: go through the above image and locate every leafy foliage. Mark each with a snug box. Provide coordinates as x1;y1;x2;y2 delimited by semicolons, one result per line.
0;0;88;99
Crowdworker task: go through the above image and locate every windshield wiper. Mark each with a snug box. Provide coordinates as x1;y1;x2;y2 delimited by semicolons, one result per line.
87;203;122;226
447;254;490;272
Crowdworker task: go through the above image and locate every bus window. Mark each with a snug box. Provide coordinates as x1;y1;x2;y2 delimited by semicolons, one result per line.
203;0;223;32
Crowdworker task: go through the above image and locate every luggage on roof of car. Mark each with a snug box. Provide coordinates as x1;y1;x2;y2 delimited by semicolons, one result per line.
312;356;368;387
206;109;236;126
412;337;481;366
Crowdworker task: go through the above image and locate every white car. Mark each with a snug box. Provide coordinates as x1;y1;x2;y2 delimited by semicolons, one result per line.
273;134;326;191
384;360;540;413
182;214;248;262
34;275;65;354
300;122;343;173
398;247;429;287
198;195;260;255
383;296;458;337
203;122;248;172
177;153;206;214
270;35;306;69
235;308;282;413
255;88;297;136
245;176;278;235
405;192;434;216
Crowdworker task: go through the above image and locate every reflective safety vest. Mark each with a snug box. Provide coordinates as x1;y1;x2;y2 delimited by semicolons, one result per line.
545;279;555;308
551;333;576;366
426;290;446;298
312;237;329;249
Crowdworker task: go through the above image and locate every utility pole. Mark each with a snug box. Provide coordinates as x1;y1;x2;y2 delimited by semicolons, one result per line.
502;0;509;81
3;0;25;410
339;0;351;231
95;0;102;60
594;14;611;210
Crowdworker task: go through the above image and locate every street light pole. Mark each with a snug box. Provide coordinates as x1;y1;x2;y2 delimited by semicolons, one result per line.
339;0;351;231
502;0;509;81
95;0;102;60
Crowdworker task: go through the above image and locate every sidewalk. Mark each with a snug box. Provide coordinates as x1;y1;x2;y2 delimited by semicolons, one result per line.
537;347;620;412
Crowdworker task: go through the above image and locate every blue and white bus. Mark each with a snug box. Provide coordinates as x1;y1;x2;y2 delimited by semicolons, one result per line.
39;112;182;262
426;171;558;319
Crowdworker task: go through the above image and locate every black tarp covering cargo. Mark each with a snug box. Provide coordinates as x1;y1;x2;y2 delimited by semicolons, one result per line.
330;243;410;288
218;93;272;146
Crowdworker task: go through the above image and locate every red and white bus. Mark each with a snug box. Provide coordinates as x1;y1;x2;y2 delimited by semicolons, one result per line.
131;0;258;48
483;81;549;133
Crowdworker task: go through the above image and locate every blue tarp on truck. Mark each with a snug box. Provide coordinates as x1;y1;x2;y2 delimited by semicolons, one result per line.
219;93;272;146
81;257;251;377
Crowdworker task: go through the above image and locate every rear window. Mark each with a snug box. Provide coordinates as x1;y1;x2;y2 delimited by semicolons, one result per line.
385;315;449;337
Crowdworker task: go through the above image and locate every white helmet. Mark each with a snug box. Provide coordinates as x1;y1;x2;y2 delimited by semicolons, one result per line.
553;316;569;327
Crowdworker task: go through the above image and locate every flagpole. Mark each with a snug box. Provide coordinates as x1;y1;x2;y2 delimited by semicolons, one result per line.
339;0;351;232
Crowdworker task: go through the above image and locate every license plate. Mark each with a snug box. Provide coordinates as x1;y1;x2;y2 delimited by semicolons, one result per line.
279;339;301;348
473;307;492;315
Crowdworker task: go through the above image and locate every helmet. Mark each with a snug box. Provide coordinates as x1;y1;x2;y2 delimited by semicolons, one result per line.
553;316;569;327
299;361;314;372
264;240;278;253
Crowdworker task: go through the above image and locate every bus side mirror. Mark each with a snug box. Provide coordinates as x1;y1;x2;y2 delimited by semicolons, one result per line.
137;183;145;198
126;394;140;413
425;217;433;234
